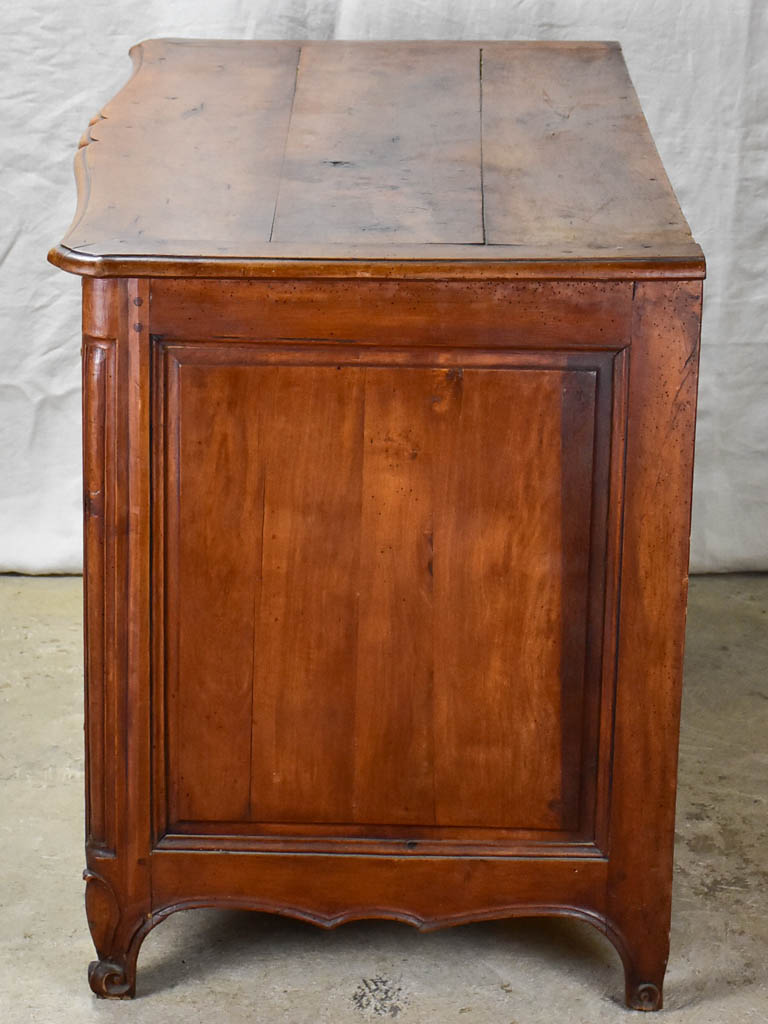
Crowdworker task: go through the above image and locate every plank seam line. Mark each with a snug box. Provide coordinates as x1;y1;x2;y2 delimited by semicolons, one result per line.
269;46;303;244
479;47;487;245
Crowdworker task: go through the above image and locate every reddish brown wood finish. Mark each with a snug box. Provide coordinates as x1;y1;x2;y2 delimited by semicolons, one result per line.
53;40;704;1011
159;350;604;835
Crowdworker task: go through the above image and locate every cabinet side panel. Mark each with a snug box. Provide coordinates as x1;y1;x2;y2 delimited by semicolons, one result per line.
157;345;613;840
607;280;702;984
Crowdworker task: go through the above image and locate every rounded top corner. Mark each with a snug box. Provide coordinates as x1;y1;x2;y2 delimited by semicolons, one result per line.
47;244;106;278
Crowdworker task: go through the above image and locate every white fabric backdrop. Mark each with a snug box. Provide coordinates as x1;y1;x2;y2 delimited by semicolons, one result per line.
1;0;766;573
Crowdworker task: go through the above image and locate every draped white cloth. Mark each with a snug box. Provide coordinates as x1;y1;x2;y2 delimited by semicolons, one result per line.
1;0;765;572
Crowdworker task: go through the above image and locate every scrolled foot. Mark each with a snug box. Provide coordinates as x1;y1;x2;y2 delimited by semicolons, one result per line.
627;981;662;1012
88;957;135;999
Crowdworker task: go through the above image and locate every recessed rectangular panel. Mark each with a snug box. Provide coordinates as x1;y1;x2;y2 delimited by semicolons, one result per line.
159;347;609;840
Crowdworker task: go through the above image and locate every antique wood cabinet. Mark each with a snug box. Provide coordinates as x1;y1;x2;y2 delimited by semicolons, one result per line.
49;39;704;1010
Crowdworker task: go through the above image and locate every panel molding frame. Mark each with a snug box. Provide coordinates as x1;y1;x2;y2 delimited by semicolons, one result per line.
150;337;630;859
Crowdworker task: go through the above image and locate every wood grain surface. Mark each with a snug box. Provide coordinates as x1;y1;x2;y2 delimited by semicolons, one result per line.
49;39;703;277
158;351;609;837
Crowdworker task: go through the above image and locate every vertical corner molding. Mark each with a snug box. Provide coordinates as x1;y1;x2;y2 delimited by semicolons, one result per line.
82;334;117;854
81;277;154;979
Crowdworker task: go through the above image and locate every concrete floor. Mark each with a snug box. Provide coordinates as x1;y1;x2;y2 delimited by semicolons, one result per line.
0;575;765;1023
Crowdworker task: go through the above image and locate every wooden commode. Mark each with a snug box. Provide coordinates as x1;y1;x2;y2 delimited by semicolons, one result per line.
48;39;705;1010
